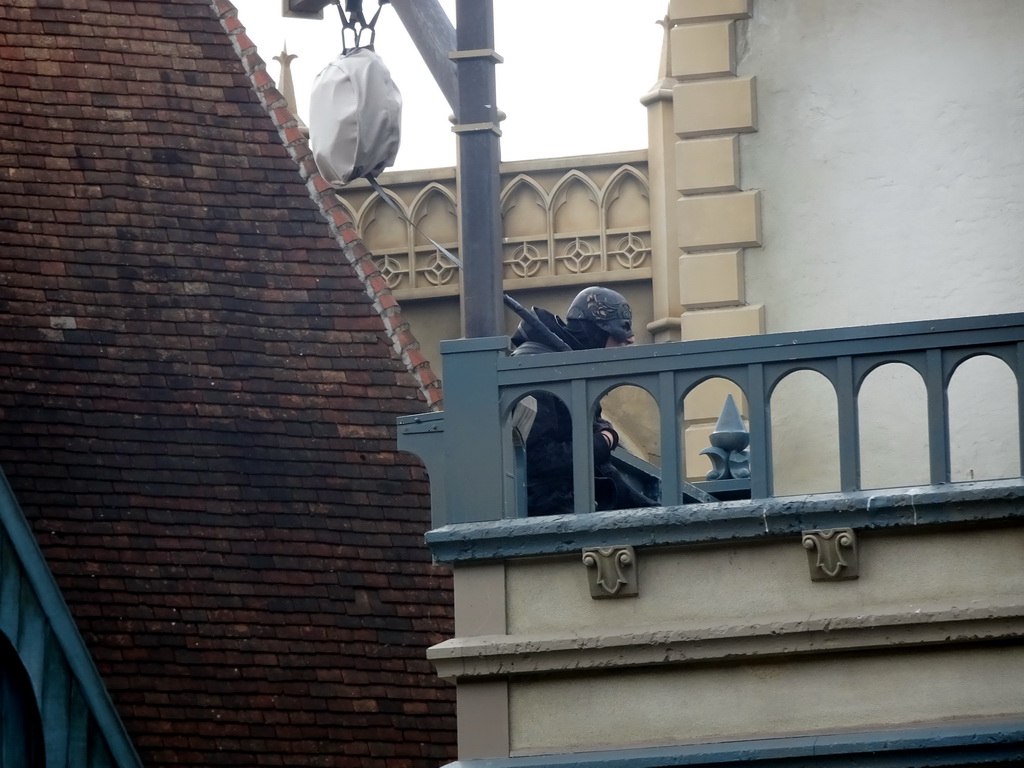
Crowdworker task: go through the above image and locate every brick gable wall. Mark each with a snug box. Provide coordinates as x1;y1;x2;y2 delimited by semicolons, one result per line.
0;1;455;765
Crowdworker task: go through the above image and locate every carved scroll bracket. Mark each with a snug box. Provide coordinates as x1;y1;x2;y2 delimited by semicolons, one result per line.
582;545;639;599
802;528;858;582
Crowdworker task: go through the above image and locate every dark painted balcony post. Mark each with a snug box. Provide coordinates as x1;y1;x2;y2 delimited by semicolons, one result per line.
570;379;596;514
1018;341;1024;476
659;371;681;505
441;336;509;523
925;348;952;484
746;363;773;498
836;355;861;492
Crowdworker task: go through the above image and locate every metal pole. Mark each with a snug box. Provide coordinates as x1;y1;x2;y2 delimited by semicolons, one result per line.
452;0;503;338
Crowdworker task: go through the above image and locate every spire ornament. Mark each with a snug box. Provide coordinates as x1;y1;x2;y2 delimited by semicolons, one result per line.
700;394;750;481
273;42;307;129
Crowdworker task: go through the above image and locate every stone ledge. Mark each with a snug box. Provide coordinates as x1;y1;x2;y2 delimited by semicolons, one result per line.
429;597;1024;680
439;717;1024;767
424;479;1024;564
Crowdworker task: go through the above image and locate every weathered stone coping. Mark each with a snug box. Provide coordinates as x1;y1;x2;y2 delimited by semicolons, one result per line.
439;718;1024;767
424;479;1024;564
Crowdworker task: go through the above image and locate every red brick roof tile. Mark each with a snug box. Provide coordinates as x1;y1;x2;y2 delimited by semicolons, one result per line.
0;1;455;765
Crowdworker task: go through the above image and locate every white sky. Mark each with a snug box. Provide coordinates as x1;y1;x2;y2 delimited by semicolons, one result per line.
232;1;667;171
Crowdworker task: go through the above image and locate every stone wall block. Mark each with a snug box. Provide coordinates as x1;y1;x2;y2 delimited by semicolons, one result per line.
679;303;765;342
671;21;736;80
679;249;745;308
676;135;739;194
677;190;761;250
674;77;757;138
669;0;752;23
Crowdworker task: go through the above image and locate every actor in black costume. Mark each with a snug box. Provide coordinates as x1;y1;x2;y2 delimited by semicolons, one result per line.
510;286;636;516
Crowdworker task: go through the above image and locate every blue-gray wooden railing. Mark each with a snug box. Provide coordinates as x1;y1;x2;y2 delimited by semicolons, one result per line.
0;470;144;768
398;313;1024;526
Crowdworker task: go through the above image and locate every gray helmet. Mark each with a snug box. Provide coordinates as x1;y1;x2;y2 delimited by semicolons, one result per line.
565;286;634;346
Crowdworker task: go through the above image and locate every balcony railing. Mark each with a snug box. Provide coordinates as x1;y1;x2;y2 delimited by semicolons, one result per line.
399;313;1024;527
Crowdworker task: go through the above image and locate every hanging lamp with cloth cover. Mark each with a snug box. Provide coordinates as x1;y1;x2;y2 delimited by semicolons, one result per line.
308;0;401;186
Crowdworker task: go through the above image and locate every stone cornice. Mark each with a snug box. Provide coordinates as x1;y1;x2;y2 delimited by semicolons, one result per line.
429;596;1024;680
425;479;1024;564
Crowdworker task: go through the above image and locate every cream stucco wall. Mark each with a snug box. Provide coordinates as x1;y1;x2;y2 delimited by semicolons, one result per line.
739;0;1024;331
504;528;1024;638
510;646;1024;753
735;1;1024;493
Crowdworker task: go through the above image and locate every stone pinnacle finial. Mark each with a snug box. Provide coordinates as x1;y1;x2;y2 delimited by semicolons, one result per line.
273;41;307;128
640;16;677;102
656;16;671;82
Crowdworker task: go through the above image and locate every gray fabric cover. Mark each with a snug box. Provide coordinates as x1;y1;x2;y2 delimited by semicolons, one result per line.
309;48;402;186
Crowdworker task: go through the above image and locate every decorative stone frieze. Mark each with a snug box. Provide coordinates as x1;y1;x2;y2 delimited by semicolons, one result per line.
502;165;652;286
349;156;653;300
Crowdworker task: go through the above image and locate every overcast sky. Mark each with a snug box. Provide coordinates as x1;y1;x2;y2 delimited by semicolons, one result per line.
232;1;667;171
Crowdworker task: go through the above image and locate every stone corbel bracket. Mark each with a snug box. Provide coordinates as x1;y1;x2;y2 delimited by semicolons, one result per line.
582;545;639;599
803;528;858;581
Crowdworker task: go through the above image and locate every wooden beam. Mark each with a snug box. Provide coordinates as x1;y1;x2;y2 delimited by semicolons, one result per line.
389;0;459;115
283;0;458;113
282;0;330;20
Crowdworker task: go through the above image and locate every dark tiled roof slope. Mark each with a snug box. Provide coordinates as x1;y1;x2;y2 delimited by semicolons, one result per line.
0;1;455;766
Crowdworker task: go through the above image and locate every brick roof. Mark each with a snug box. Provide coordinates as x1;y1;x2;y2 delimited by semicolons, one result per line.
0;1;454;766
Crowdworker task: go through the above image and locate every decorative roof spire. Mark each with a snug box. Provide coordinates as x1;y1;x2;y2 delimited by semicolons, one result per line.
656;15;671;82
273;41;307;129
640;15;675;103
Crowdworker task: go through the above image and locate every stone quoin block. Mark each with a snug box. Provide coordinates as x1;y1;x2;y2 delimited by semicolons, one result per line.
671;21;736;80
679;249;745;309
677;189;761;250
669;0;751;23
673;77;757;138
680;303;765;342
676;135;740;194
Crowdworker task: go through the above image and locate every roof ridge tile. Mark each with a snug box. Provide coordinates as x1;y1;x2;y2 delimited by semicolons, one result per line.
211;0;443;411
